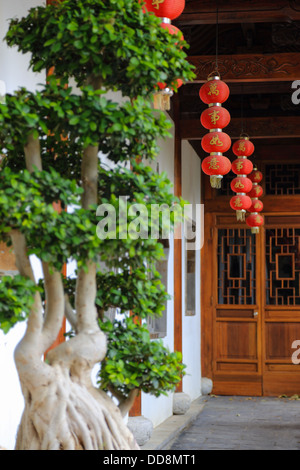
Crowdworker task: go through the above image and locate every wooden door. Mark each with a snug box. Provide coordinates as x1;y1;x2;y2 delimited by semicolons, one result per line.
202;212;300;396
262;218;300;396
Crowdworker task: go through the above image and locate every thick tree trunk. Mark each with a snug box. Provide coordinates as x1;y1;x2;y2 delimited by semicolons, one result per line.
12;132;139;450
15;331;138;450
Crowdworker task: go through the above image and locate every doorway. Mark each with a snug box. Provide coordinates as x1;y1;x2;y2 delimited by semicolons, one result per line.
201;167;300;396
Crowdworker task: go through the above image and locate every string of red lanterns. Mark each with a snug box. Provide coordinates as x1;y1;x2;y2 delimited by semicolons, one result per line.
230;135;254;221
246;166;264;234
200;72;232;189
143;0;186;110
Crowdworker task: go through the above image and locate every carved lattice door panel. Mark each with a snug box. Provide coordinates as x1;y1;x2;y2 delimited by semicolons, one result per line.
211;218;262;396
203;214;300;396
263;222;300;395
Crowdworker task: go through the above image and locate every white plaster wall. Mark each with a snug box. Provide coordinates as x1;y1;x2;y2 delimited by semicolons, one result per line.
181;140;202;401
141;131;202;427
0;0;45;450
141;124;175;427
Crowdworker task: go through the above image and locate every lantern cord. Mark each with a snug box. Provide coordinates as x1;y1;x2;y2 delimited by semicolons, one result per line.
241;85;244;134
215;0;219;72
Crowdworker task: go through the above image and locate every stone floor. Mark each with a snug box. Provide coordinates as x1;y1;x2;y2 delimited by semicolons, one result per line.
169;395;300;450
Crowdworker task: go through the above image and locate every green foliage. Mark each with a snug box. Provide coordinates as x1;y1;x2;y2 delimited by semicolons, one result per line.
0;0;193;400
63;263;169;320
0;275;41;334
6;0;195;94
98;316;186;398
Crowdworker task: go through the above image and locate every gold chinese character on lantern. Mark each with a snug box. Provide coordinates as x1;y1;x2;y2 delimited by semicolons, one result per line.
208;157;220;170
209;110;220;125
234;197;243;208
207;83;220;97
255;187;261;195
255;215;261;223
238;142;246;152
152;0;165;9
254;202;261;210
235;161;244;171
254;174;261;181
234;181;245;189
210;135;223;147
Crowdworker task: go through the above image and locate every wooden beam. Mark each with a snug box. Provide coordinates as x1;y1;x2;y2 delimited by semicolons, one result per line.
188;53;300;83
173;94;183;394
180;116;300;140
176;0;300;25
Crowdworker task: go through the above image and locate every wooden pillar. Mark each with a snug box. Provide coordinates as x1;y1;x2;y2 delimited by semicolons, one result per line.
173;94;183;393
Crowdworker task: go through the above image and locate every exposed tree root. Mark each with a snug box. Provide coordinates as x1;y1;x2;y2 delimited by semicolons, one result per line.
15;364;139;450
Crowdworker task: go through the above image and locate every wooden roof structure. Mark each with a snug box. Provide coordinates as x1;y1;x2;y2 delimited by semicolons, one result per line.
173;0;300;163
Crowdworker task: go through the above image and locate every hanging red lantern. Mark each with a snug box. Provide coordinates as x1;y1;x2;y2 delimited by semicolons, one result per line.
247;184;263;199
200;72;232;189
153;20;185;111
200;106;231;130
231;157;253;176
201;154;232;189
199;75;230;105
249;169;263;183
230;194;252;221
230;176;253;194
248;199;264;213
246;213;264;234
232;136;255;158
143;0;185;20
201;131;231;154
160;22;184;42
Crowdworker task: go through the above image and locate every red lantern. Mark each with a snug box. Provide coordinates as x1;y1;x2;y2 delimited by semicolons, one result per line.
230;194;252;221
199;77;230;105
160;22;184;42
230;176;253;194
247;184;263;198
201;131;231;154
249;169;263;183
153;20;184;111
200;106;231;130
246;213;264;234
248;199;264;213
200;72;231;189
201;154;232;189
231;157;253;176
144;0;185;20
232;137;255;157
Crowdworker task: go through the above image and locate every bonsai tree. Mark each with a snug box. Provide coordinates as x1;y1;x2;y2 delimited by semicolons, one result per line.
0;0;195;450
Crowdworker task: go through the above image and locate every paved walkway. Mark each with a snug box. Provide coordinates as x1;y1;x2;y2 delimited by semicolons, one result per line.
169;396;300;450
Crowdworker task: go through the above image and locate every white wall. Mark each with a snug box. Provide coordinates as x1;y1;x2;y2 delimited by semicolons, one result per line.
0;0;45;450
141;125;176;426
181;140;202;400
141;133;202;427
